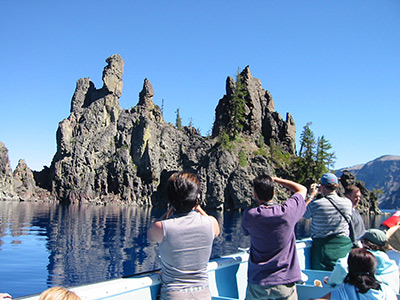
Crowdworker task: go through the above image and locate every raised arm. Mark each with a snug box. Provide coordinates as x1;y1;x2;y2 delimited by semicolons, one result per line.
195;205;220;238
305;183;320;206
272;177;307;199
147;207;175;243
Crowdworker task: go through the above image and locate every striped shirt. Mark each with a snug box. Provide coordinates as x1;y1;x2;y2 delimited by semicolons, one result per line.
303;192;352;239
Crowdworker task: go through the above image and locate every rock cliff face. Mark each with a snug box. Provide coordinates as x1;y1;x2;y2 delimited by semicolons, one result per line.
0;142;17;200
25;55;295;208
51;54;124;204
0;142;54;201
0;54;380;211
212;66;296;154
41;54;295;208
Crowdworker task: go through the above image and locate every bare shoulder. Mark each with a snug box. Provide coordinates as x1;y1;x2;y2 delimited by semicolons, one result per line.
148;220;164;243
208;215;220;237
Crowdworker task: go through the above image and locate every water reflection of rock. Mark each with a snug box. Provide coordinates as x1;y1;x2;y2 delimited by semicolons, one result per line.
0;202;251;289
1;201;390;293
37;204;159;287
211;210;250;257
0;201;161;287
0;201;42;247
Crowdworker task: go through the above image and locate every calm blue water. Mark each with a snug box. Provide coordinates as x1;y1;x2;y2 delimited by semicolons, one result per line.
0;201;392;298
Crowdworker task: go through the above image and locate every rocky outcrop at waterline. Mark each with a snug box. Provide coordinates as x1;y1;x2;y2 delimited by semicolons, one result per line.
0;142;54;201
46;54;296;209
0;54;381;213
0;142;17;201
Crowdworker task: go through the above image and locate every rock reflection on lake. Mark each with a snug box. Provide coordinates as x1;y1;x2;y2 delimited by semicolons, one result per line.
0;201;249;297
0;201;392;298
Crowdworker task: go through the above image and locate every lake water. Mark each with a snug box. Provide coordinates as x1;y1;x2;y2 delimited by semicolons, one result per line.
0;201;392;298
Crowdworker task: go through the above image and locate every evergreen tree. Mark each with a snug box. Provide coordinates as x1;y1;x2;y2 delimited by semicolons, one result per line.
315;135;336;178
293;123;335;185
295;122;317;183
298;122;315;159
227;70;247;138
175;108;182;129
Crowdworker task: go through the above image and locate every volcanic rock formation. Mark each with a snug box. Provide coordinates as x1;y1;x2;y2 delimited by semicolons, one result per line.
0;54;383;212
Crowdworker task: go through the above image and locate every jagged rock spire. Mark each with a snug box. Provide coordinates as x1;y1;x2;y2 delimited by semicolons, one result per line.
212;65;295;154
102;54;124;98
70;54;124;114
13;159;36;199
138;78;155;107
0;56;382;211
0;142;16;199
70;78;93;113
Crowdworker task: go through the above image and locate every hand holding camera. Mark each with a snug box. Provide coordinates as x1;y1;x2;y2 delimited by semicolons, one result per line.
308;183;320;200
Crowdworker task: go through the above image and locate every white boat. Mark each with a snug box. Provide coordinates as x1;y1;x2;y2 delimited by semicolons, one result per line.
18;238;400;300
19;238;340;300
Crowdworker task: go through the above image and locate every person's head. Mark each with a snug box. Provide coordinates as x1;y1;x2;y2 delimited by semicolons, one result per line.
386;223;400;250
344;248;380;294
361;229;389;252
320;173;338;195
167;171;201;213
253;174;274;203
345;185;361;208
39;287;80;300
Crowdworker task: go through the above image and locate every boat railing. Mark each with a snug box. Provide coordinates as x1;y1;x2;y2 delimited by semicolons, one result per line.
20;239;400;300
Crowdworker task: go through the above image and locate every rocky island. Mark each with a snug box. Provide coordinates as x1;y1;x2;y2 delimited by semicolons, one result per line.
0;54;381;212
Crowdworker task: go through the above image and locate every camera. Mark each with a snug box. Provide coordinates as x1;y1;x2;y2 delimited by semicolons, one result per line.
312;183;320;189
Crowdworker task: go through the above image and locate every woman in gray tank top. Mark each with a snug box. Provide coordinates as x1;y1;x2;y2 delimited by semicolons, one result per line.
148;172;220;300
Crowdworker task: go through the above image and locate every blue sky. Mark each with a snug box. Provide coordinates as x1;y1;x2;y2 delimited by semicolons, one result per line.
1;0;399;171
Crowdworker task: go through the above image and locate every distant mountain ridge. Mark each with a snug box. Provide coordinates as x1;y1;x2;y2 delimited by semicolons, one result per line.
337;155;400;209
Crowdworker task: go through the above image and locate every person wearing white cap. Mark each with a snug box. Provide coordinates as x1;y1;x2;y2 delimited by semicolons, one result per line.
303;173;353;270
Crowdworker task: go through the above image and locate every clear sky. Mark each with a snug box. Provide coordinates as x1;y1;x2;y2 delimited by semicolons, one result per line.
1;1;399;172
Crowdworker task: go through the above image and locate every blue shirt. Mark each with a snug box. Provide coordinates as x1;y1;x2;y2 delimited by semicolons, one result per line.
329;250;399;293
331;282;397;300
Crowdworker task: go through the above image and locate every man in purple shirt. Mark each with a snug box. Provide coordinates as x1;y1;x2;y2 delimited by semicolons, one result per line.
241;174;307;300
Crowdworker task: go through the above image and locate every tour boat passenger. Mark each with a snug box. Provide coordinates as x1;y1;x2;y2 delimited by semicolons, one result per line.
304;173;353;271
327;228;399;294
241;174;307;300
314;248;397;300
38;287;81;300
148;171;220;300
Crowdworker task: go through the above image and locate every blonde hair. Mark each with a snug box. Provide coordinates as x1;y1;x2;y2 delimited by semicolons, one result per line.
39;287;81;300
